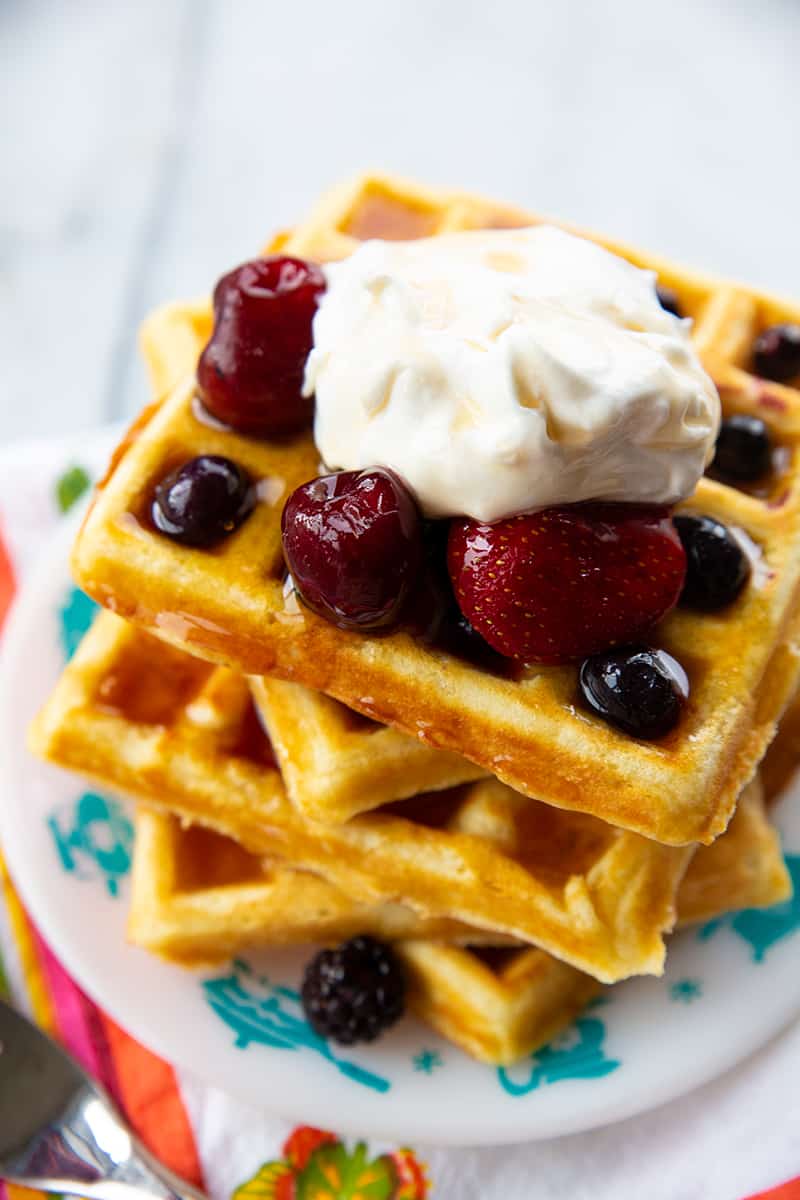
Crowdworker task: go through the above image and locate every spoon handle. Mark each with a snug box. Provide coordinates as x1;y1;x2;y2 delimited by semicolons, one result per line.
5;1082;205;1200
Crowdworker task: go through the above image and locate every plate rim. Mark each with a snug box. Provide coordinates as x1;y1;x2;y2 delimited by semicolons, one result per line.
1;515;799;1146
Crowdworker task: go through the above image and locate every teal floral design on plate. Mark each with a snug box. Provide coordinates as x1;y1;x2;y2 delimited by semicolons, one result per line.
497;1015;621;1096
203;958;391;1093
698;855;800;962
59;585;99;660
670;978;702;1003
412;1049;443;1075
47;791;133;898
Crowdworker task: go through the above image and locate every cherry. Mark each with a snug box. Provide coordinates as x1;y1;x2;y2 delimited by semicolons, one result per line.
281;468;423;631
197;256;326;437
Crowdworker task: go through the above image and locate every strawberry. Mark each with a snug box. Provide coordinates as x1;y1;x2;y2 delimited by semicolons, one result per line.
447;503;686;664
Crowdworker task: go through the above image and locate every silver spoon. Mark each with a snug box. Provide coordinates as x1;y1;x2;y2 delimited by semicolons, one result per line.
0;999;205;1200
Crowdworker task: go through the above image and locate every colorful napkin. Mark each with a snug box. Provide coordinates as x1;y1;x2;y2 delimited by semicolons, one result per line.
0;431;798;1200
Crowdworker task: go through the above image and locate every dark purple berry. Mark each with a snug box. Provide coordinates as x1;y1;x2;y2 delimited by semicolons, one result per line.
281;468;423;631
713;415;772;482
197;256;326;436
151;455;254;547
656;285;683;319
301;936;406;1046
752;324;800;384
579;646;688;739
674;513;750;610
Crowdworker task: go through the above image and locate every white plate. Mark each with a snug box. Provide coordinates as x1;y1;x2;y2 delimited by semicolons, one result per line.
2;515;800;1146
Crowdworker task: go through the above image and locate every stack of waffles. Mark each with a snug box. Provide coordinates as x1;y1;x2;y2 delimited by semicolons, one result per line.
29;175;800;1066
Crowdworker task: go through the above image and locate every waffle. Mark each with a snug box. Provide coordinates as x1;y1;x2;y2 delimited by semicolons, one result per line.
761;687;800;803
30;612;692;983
143;297;485;826
127;807;603;1065
127;812;495;961
250;676;486;823
403;775;790;1063
127;776;788;1065
73;172;800;846
673;774;791;922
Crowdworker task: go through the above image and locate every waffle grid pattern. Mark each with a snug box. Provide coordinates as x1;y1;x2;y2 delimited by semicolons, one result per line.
74;174;800;846
30;613;790;1064
31;612;695;983
251;675;487;823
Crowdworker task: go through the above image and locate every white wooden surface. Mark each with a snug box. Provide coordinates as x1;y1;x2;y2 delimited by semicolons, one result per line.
2;0;799;443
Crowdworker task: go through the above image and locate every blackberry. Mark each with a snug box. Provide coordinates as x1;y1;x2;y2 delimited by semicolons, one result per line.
301;936;406;1045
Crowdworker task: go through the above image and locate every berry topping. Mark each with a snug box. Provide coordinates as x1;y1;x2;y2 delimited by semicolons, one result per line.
151;455;254;547
396;521;513;674
579;646;688;739
447;504;686;664
281;468;423;631
752;323;800;384
713;414;773;482
656;285;683;319
197;256;326;436
674;513;751;610
434;607;512;674
301;935;406;1045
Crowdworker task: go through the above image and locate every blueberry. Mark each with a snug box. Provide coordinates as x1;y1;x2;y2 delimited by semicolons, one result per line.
152;455;255;547
752;323;800;384
674;513;751;610
656;285;683;319
579;647;688;739
713;414;773;482
301;936;406;1045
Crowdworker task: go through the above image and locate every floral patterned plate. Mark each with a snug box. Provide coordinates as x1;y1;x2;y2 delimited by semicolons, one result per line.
1;514;800;1146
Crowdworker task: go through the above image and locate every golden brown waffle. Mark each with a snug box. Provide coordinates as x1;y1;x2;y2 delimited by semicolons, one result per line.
142;300;485;826
761;688;800;803
673;776;791;922
30;612;692;982
386;776;791;1063
250;676;486;823
74;172;800;845
127;808;603;1065
127;813;497;962
127;777;788;1065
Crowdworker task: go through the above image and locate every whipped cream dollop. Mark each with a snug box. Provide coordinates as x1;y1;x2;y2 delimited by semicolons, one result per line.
305;226;720;522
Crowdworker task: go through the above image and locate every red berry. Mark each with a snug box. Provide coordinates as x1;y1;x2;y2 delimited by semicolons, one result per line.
281;468;423;631
447;503;686;664
197;256;326;436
